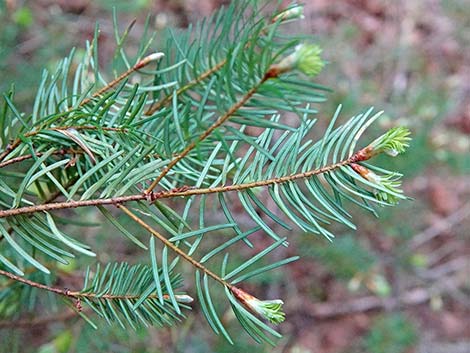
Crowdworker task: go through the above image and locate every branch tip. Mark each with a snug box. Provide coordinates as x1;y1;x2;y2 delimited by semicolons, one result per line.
350;163;404;204
269;43;325;77
136;52;165;69
368;126;412;157
272;4;305;23
231;287;285;324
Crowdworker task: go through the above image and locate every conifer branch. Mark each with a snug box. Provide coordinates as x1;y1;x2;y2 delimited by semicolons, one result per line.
143;5;291;117
142;1;296;116
0;153;359;219
0;269;70;296
117;204;232;289
144;74;271;194
80;52;164;108
0;53;160;164
0;126;127;164
0;194;144;218
143;2;307;117
145;58;227;115
0;125;126;169
0;269;190;302
0;149;82;169
146;158;351;200
0;1;414;342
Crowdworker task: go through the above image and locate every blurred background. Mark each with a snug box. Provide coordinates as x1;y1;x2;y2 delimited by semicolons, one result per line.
0;0;469;352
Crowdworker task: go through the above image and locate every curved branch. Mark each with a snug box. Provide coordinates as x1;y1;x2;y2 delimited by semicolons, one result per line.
0;149;83;169
0;54;157;164
145;58;227;115
0;269;188;302
0;194;145;218
0;156;356;218
118;204;232;289
0;176;79;242
0;269;67;296
145;73;271;194
0;126;127;167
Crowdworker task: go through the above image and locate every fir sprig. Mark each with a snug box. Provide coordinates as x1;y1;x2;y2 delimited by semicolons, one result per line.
0;1;412;345
350;163;404;204
368;126;412;157
232;287;285;324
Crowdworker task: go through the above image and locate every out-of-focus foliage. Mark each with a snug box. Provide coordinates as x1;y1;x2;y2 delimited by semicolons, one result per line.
363;313;418;353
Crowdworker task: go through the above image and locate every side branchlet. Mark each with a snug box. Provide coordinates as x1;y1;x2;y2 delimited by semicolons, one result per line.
231;287;285;324
350;163;404;204
272;4;305;23
368;126;412;157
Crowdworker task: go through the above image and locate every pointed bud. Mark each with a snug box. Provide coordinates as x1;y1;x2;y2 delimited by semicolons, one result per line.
162;294;194;303
134;52;165;69
267;44;324;78
175;294;194;303
272;4;305;23
143;52;165;63
231;287;285;324
350;163;404;204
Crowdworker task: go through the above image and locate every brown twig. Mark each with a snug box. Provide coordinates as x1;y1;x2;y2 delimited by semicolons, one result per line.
0;269;67;295
409;202;470;249
145;73;271;194
305;287;432;319
145;59;227;115
79;54;161;108
0;53;158;164
117;204;232;289
0;194;144;218
0;158;352;219
0;175;79;242
418;257;468;280
0;148;83;169
0;126;127;166
0;268;189;302
146;159;351;201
